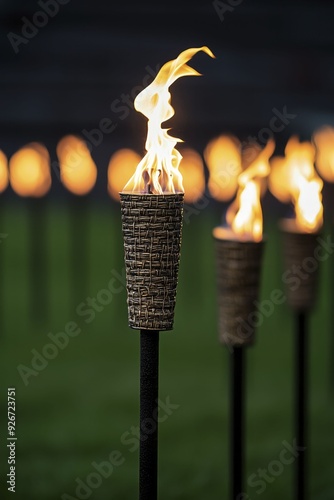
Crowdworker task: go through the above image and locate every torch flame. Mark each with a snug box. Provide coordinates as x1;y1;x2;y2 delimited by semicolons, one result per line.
226;139;275;241
287;137;323;232
9;143;51;197
204;135;241;202
56;135;97;196
123;46;215;194
313;126;334;182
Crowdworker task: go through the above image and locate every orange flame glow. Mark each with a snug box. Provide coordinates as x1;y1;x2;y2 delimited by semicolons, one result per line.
0;151;9;193
123;46;215;194
204;135;241;201
286;137;323;232
108;149;141;201
9;143;51;197
268;156;290;203
179;148;205;203
56;135;97;196
313;126;334;182
225;140;275;241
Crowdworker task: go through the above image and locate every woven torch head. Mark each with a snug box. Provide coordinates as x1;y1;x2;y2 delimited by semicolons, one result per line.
120;193;184;331
214;235;264;347
280;219;320;311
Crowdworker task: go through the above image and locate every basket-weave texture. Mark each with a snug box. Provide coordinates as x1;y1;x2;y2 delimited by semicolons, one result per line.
280;224;320;311
120;193;184;331
214;236;264;346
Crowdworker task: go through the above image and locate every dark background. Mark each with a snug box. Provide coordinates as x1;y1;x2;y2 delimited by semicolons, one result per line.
1;0;334;200
0;1;334;499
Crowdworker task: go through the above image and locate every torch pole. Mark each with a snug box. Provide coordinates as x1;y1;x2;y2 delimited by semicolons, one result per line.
140;330;160;500
295;311;308;500
231;346;245;500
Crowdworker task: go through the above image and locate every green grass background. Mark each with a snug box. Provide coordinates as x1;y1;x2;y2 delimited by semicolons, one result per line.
0;200;333;500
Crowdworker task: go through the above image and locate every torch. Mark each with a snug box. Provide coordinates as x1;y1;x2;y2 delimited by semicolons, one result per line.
9;143;51;325
313;126;334;395
56;135;97;312
119;47;214;500
269;136;323;500
211;139;275;500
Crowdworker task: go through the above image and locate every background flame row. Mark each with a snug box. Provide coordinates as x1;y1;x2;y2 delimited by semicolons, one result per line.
0;127;333;212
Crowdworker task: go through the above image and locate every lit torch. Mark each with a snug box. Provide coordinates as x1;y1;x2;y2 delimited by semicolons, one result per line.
119;47;214;500
9;143;52;324
270;136;324;500
211;137;274;499
271;136;323;310
120;46;214;330
212;139;275;346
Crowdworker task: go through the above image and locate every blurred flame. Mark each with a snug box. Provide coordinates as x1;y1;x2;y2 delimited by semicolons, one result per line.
286;138;322;232
204;135;241;201
268;156;290;203
0;150;9;193
9;143;51;197
108;149;141;201
123;46;215;194
179;148;205;203
226;139;275;241
57;135;97;196
313;126;334;182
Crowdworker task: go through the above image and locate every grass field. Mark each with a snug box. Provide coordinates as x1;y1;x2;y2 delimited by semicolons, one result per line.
1;200;334;500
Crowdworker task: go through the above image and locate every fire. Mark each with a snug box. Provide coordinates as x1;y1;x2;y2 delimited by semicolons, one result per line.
0;150;9;193
313;126;334;182
179;148;205;203
108;149;141;201
268;156;290;203
204;135;241;201
56;135;97;195
270;137;323;232
225;139;275;241
123;46;215;194
9;143;51;197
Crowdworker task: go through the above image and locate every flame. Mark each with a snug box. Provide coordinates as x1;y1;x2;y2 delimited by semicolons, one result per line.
0;150;9;193
205;135;241;201
179;148;205;203
313;126;334;182
123;46;215;194
275;137;323;232
108;149;141;201
9;143;51;197
56;135;97;195
268;156;290;203
225;139;275;241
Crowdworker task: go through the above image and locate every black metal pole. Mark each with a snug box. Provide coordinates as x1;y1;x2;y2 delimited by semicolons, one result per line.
140;330;159;500
296;311;307;500
231;346;245;500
